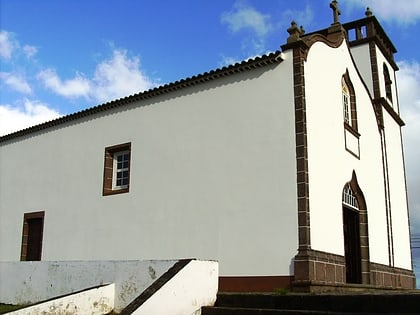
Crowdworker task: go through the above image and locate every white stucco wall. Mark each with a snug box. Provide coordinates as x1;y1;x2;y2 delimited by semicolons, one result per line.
383;112;412;269
0;260;177;311
132;260;218;315
304;41;391;265
0;56;297;277
9;284;115;315
350;44;374;97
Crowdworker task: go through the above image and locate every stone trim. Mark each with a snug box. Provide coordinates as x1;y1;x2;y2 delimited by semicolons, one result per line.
292;250;415;292
289;42;311;251
373;98;405;127
344;16;398;71
347;171;370;285
342;70;358;132
293;249;345;286
370;262;416;289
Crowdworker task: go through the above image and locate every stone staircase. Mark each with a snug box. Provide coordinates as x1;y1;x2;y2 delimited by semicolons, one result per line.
201;292;420;314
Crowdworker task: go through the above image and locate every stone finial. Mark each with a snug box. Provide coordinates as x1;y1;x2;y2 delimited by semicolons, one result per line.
365;7;373;17
330;0;341;24
287;21;304;43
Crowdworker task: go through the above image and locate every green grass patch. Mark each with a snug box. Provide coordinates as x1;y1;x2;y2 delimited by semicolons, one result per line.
0;304;23;314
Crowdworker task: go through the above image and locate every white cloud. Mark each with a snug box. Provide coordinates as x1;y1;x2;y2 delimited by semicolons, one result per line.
0;30;15;60
23;45;38;58
346;0;420;24
397;60;420;232
280;5;314;30
91;49;154;102
0;99;61;136
0;31;37;61
0;72;32;94
221;3;272;37
37;68;91;99
37;49;154;103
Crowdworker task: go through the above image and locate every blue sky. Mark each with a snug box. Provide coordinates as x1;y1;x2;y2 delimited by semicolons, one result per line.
1;0;420;283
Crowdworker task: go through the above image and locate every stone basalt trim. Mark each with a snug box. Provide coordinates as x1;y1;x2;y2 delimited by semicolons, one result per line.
293;249;345;287
370;262;416;289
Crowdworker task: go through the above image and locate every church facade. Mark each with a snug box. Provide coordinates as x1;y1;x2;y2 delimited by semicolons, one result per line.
0;3;415;291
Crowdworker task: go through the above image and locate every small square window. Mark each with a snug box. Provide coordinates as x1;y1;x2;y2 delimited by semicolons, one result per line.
103;143;131;196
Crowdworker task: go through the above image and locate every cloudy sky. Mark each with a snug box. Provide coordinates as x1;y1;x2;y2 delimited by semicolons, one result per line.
1;0;419;282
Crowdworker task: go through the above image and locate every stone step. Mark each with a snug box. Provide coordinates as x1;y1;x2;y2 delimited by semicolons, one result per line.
201;305;365;315
207;293;420;314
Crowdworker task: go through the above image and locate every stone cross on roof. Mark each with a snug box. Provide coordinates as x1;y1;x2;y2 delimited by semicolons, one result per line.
330;0;341;24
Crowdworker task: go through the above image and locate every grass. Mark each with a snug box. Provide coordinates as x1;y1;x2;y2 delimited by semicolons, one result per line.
274;287;290;295
0;304;22;314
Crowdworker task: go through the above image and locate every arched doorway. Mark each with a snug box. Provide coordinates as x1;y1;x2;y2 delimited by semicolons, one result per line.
342;172;370;284
343;184;361;283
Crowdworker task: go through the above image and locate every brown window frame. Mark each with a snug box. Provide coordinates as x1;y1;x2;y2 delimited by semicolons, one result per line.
20;211;45;261
103;142;131;196
342;70;359;135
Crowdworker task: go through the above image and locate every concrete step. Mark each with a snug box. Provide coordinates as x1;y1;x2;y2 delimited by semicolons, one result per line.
206;293;420;314
201;305;364;314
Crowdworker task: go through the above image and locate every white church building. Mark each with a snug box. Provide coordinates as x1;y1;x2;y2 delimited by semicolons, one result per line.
0;3;415;292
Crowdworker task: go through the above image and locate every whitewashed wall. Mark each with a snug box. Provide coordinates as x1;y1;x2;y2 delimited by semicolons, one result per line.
350;44;374;97
0;55;297;277
8;284;115;315
305;41;392;265
383;112;412;269
0;260;176;312
350;42;412;269
132;260;218;315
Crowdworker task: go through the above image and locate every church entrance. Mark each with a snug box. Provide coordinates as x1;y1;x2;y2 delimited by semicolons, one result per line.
342;184;362;284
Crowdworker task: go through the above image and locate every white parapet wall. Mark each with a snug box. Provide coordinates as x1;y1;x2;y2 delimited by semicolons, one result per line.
0;259;219;314
8;284;115;315
0;260;177;312
131;260;218;315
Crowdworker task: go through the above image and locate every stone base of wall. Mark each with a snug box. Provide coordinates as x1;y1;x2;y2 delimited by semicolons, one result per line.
292;249;416;292
219;276;294;292
293;249;345;286
370;262;416;289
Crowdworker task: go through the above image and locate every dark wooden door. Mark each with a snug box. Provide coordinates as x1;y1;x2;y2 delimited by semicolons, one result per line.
26;218;43;261
343;207;361;284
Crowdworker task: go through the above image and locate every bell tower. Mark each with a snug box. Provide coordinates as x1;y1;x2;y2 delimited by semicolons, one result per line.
342;9;401;119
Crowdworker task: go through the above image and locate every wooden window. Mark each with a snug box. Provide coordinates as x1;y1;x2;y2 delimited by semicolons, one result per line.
343;184;359;210
103;142;131;196
342;71;359;133
342;79;351;125
21;211;45;261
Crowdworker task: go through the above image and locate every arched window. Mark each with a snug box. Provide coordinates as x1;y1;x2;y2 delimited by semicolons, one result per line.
342;78;351;125
343;184;359;210
383;64;393;103
342;71;358;131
